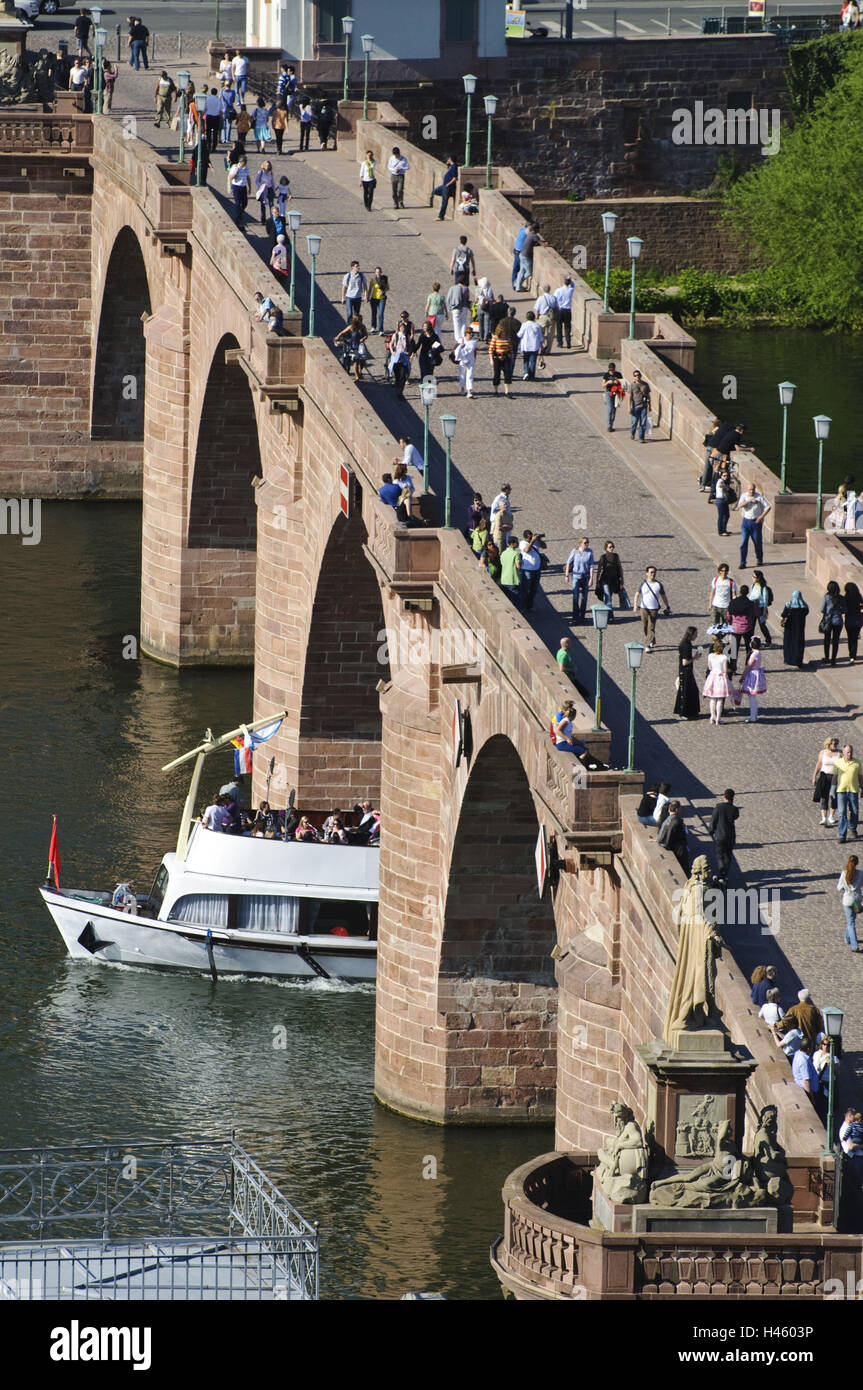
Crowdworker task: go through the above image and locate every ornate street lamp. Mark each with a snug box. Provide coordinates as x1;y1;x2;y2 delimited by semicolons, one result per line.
627;235;643;340
287;207;302;312
601;210;618;314
822;1005;844;1157
341;15;354;103
361;33;374;120
625;641;645;771
813;414;831;530
419;377;437;493
590;602;612;731
778;381;795;494
483;94;498;190
306;233;322;338
462;73;476;167
93;24;107;113
177;69;190;164
440;413;456;527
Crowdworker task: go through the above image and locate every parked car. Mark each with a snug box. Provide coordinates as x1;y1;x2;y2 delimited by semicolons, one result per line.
14;0;41;20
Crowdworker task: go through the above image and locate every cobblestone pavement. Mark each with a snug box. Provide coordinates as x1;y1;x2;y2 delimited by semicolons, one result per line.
110;67;863;1099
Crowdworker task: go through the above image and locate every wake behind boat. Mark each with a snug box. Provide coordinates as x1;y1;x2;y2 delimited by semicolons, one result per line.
39;714;379;983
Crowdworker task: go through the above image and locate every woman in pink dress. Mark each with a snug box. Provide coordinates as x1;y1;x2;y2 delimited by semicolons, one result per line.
739;636;767;722
702;636;732;724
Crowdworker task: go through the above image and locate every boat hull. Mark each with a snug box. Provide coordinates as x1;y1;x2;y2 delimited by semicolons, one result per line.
39;890;377;983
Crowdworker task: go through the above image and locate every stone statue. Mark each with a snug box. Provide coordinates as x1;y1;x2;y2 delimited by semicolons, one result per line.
750;1105;794;1207
663;855;724;1040
648;1112;793;1211
649;1121;749;1209
595;1102;649;1205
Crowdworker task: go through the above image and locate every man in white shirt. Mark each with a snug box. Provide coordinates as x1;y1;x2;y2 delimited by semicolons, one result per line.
517;312;544;380
490;484;512;520
519;531;543;610
736;481;772;567
553;276;575;348
341;260;366;321
387;146;410;209
397;436;424;475
534;284;557;356
231;51;249;101
635;565;672;650
202;796;231;832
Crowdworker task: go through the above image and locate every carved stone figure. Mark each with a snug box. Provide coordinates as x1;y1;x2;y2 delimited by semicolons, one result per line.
750;1105;794;1206
648;1111;793;1211
663;855;724;1040
649;1121;749;1209
595;1102;649;1205
675;1093;721;1158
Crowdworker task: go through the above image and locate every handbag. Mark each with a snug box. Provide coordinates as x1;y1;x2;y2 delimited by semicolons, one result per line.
818;613;831;634
619;587;632;611
170;113;180;131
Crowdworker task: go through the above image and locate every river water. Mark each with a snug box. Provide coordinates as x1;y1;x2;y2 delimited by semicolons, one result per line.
691;327;859;496
0;502;547;1300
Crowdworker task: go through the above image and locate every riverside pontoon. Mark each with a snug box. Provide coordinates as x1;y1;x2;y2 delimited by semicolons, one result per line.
39;714;378;983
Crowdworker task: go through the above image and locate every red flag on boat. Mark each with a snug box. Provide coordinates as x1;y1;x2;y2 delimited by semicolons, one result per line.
47;815;61;890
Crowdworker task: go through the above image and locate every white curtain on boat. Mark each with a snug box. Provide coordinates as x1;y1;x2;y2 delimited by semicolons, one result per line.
236;895;301;934
169;894;230;926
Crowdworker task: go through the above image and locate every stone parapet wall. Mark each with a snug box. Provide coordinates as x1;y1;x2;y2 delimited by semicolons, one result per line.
806;528;863;595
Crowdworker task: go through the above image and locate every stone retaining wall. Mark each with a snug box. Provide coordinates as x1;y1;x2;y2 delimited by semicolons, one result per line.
529;197;751;278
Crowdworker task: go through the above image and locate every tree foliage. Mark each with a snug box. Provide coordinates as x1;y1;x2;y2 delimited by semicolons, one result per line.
724;46;863;329
785;30;863;118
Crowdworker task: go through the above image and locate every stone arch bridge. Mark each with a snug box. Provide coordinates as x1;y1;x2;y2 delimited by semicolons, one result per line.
0;114;822;1166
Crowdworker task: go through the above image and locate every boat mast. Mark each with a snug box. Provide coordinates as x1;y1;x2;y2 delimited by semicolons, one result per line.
163;712;287;859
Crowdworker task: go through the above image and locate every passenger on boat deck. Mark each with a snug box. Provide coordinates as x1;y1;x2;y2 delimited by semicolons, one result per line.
367;812;381;844
295;815;319;842
354;800;375;831
324;816;349;844
111;880;138;914
283;806;300;839
322;808;343;837
252;799;280;837
202;794;233;832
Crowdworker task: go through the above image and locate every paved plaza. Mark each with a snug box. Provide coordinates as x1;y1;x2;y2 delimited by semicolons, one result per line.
111;59;863;1100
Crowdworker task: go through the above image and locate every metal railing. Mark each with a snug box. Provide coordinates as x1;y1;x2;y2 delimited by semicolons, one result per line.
0;1138;318;1301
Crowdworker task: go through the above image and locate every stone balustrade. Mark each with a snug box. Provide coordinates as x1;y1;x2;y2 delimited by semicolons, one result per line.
493;1150;862;1300
0;112;92;153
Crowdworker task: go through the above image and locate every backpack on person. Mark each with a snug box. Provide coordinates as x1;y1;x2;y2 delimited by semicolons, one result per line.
453;246;471;275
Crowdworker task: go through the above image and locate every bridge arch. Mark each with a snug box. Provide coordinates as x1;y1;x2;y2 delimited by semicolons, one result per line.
91;225;151;442
188;334;260;551
295;509;388;805
437;733;558;1122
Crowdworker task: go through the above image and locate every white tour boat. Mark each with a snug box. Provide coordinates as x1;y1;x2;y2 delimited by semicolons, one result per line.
39;715;378;983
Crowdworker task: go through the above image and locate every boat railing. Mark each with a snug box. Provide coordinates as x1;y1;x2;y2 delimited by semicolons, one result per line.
0;1137;319;1300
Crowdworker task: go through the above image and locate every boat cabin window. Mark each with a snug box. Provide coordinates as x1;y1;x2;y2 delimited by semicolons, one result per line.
166;894;373;937
149;865;169;916
169;894;230;928
307;899;371;937
236;895;300;934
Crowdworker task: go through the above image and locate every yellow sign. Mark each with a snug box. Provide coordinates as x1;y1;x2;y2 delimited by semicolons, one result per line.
505;8;526;38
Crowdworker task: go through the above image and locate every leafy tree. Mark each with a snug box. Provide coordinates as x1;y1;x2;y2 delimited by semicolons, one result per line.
725;47;863;329
785;30;863;118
